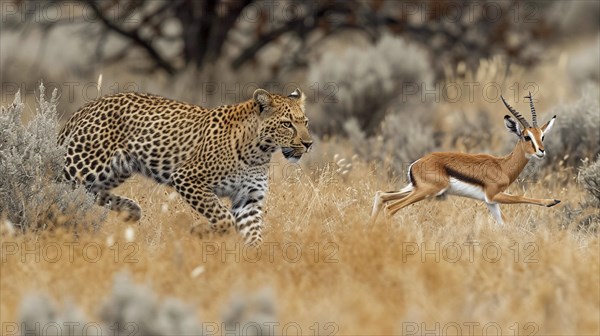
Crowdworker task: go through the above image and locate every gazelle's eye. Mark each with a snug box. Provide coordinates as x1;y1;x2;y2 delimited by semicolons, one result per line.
542;135;545;141
282;121;292;128
524;135;531;141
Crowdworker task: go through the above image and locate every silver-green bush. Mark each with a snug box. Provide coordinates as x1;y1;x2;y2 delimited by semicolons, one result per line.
545;84;600;167
579;155;600;206
563;155;600;230
344;111;436;177
18;272;278;336
308;34;433;134
222;288;278;336
19;295;90;336
0;84;101;232
99;273;203;335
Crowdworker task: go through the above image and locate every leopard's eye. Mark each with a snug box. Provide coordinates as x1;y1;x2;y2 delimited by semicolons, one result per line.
524;135;531;141
282;121;292;128
304;120;309;127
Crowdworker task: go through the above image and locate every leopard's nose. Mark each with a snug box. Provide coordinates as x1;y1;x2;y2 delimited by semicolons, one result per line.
302;140;313;151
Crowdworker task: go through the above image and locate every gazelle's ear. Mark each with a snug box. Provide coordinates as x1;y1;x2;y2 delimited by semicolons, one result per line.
253;89;272;114
504;115;522;137
541;115;556;135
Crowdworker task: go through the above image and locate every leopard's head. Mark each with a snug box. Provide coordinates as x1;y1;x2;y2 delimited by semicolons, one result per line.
254;88;312;162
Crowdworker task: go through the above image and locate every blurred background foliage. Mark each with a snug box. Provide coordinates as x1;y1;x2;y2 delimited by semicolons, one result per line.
2;0;598;120
6;0;589;76
1;0;598;178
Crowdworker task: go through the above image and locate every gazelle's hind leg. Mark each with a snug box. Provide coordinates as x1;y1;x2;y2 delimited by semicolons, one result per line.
386;184;445;217
367;185;413;228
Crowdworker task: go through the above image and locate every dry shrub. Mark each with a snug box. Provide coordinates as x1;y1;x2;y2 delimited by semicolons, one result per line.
561;155;600;231
442;108;497;153
579;155;600;206
545;84;600;167
0;84;102;233
99;273;203;335
578;154;600;230
19;295;89;336
222;288;278;336
344;111;436;178
308;34;433;133
18;272;278;336
18;273;201;336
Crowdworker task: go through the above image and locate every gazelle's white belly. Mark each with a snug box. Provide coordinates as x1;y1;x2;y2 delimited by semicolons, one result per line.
445;177;487;201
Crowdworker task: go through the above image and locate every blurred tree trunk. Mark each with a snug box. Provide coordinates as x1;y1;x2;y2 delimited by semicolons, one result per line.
177;0;252;69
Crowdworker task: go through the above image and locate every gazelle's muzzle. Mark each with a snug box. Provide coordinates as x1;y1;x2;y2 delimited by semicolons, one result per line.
535;149;545;159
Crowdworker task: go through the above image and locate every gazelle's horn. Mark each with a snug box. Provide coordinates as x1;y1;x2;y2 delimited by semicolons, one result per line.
525;91;538;127
501;95;530;128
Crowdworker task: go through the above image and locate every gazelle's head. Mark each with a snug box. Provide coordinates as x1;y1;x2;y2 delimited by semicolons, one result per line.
501;93;556;159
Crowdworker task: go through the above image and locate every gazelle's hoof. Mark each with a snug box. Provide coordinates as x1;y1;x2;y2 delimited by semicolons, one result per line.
547;199;561;207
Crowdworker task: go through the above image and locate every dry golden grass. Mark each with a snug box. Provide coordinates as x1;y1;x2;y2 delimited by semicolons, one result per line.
1;154;599;335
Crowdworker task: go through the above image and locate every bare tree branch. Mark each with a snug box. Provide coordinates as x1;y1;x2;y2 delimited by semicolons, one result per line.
231;1;357;69
85;0;176;74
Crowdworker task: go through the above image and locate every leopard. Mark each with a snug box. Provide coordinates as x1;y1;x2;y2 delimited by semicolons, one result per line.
58;88;312;245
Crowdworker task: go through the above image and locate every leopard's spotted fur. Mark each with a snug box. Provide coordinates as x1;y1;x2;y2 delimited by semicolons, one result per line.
58;88;312;245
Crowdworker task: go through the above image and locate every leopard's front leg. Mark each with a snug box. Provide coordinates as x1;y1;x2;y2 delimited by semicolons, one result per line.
231;169;269;246
171;171;235;235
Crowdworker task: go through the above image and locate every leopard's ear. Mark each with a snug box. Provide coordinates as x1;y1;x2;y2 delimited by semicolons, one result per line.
288;88;305;107
253;89;272;114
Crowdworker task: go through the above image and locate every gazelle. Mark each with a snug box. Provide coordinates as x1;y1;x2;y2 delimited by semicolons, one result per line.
368;93;559;226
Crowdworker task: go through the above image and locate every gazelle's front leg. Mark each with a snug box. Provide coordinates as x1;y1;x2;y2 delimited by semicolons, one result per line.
490;193;560;207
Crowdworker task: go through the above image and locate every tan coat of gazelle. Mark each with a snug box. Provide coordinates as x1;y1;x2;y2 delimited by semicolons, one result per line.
369;93;559;226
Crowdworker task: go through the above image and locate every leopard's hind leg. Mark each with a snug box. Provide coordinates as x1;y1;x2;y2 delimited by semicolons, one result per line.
63;145;142;221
